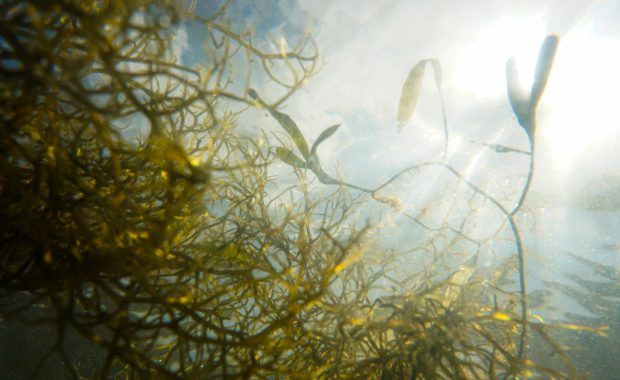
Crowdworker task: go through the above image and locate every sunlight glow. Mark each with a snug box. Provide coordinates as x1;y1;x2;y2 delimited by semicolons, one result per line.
456;16;620;165
543;32;620;164
454;17;547;98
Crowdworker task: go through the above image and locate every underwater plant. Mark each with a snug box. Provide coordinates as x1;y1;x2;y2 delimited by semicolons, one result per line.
0;0;608;379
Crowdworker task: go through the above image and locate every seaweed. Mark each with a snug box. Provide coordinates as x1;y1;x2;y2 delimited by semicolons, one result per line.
0;1;601;379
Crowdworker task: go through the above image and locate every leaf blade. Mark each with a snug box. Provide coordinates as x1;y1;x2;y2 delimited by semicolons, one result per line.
477;141;531;155
530;35;559;108
396;59;443;131
311;124;341;155
506;57;532;134
248;89;311;159
275;147;307;168
269;109;311;160
396;60;427;130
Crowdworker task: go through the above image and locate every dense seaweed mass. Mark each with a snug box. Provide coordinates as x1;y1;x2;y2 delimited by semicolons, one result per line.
0;1;615;379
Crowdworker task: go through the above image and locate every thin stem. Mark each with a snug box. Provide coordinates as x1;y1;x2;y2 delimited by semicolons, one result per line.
438;87;449;162
509;124;536;362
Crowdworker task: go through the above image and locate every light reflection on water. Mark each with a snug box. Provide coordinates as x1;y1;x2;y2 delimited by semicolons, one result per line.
527;206;620;319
